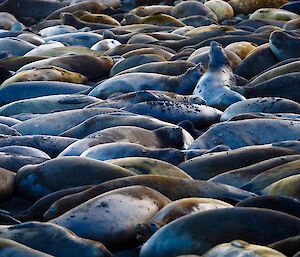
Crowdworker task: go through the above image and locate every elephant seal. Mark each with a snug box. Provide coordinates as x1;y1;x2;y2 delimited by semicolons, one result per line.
0;12;18;30
225;41;257;60
91;38;121;52
76;12;120;26
0;0;67;22
16;156;135;200
242;159;300;193
43;32;103;48
189;119;300;150
202;240;286;257
106;157;191;178
0;116;20;126
235;43;278;80
1;66;88;86
0;221;111;257
122;13;186;27
236;195;300;218
0;167;15;201
45;1;107;20
80;142;189;165
58;126;194;155
204;0;234;22
209;154;300;188
236;72;300;102
0;237;53;257
269;236;300;257
228;0;288;14
262;174;300;199
0;37;36;57
18;55;114;81
87;90;205;109
281;1;300;15
116;61;194;76
109;54;167;77
171;1;217;21
12;108;121;136
139;208;300;257
221;97;300;121
59;113;178;139
0;94;99;116
130;5;173;16
136;198;232;243
269;31;300;60
15;186;92;221
0;152;48;172
0;81;90;106
0;135;76;158
50;186;170;250
38;24;77;37
123;101;221;129
179;144;298;180
250;8;299;21
88;63;203;99
192;41;245;110
0;146;50;160
61;13;116;30
247;60;300;87
44;175;255;219
283;18;300;31
0;124;20;136
0;56;46;71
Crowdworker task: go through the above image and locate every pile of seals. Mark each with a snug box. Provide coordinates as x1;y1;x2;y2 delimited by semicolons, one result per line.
0;0;299;256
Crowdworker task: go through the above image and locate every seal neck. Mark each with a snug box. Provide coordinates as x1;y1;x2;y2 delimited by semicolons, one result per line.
208;41;230;70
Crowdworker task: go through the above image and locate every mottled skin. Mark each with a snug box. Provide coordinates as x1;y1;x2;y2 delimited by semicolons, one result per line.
124;101;222;129
50;186;170;250
44;175;255;220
